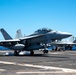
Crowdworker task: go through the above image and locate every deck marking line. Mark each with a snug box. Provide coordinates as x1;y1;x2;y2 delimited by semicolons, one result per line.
0;61;76;73
16;71;64;74
0;69;6;71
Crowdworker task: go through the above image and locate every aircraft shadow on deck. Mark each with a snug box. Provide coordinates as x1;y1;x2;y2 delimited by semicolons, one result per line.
0;53;49;57
1;53;69;58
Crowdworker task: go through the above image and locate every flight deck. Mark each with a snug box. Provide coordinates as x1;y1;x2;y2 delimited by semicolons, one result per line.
0;50;76;75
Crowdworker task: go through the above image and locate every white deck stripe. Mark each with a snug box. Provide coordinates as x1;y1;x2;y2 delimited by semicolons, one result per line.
0;69;6;71
0;51;9;52
16;71;64;74
0;61;76;73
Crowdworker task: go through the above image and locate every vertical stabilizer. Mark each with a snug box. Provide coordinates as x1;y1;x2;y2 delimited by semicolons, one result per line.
69;36;74;42
69;36;76;43
0;28;12;40
15;29;23;39
73;36;76;43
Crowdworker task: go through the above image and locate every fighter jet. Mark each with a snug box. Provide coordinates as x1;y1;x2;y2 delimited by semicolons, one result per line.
50;36;76;51
0;28;72;55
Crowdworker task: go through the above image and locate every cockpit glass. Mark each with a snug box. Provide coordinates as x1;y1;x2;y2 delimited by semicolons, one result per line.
35;28;52;33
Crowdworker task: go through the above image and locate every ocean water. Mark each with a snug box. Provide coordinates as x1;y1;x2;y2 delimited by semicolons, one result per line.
0;46;9;50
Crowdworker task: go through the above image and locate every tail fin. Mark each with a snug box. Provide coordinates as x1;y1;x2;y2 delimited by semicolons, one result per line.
73;37;76;43
69;36;74;42
69;36;76;43
0;28;12;40
15;29;23;39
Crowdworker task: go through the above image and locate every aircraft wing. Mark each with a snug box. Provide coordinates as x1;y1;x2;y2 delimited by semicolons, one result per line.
0;34;45;46
20;34;45;40
0;39;20;46
0;35;44;43
0;39;20;42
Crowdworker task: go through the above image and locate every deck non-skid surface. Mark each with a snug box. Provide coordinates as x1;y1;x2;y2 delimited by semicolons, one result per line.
0;50;76;75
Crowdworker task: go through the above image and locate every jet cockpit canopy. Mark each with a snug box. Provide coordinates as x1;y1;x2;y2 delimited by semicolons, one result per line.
29;28;52;36
34;28;52;34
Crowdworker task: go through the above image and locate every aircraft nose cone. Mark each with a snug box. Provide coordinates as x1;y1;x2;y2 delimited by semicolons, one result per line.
62;32;72;37
48;31;72;40
60;32;72;38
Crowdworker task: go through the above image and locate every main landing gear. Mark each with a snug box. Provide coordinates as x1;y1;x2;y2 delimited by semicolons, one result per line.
43;50;48;54
14;50;19;56
14;50;34;56
30;50;34;55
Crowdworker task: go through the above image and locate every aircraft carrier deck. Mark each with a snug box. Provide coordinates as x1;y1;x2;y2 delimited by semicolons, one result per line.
0;50;76;75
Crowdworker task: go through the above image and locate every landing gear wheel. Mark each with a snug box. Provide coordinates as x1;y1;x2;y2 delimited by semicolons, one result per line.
43;50;48;54
14;50;19;56
30;51;34;55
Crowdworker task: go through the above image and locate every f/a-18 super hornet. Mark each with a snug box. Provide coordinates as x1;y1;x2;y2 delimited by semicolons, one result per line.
50;36;76;51
0;28;72;55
